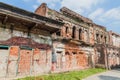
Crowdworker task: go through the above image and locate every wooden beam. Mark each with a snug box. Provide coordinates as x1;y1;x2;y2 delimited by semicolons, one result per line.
2;15;8;24
29;23;38;30
27;23;39;37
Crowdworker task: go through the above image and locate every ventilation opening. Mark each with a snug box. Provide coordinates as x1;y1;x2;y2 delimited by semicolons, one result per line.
27;52;29;54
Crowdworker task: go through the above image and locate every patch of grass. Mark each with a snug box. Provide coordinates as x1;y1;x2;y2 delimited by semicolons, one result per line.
17;68;106;80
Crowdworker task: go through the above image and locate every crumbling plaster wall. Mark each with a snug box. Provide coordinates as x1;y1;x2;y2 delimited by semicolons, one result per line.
37;4;96;71
107;31;120;69
35;3;120;70
93;24;110;68
35;3;95;45
0;23;52;45
52;41;95;72
107;48;120;69
0;24;52;77
94;24;108;44
111;34;120;47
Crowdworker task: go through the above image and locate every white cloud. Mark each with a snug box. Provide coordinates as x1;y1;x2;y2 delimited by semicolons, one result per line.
33;5;39;9
102;7;120;20
36;0;61;8
32;0;104;14
89;7;120;33
89;7;120;22
106;21;120;33
37;0;60;3
61;0;104;14
88;8;104;20
27;0;119;33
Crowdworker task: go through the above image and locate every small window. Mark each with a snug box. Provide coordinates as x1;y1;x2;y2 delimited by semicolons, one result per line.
79;52;83;54
72;52;77;55
66;27;68;34
79;28;82;40
72;26;76;39
104;36;107;43
56;31;61;36
101;35;103;38
96;34;99;37
27;52;29;54
65;52;70;55
56;51;62;54
96;34;99;42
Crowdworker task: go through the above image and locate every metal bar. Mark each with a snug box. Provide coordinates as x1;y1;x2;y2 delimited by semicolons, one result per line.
0;45;9;49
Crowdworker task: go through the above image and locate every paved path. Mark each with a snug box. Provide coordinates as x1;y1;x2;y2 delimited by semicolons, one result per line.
83;69;120;80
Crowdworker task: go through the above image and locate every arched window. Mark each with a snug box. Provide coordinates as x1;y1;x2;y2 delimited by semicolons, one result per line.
104;36;107;43
65;52;70;55
96;34;99;43
56;31;61;36
101;35;103;43
79;28;82;40
66;27;68;34
72;26;76;39
72;52;77;55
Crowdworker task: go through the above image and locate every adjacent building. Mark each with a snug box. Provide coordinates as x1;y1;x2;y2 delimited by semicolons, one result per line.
0;2;63;77
107;31;120;69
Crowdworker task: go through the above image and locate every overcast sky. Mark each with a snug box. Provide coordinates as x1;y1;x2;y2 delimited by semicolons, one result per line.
1;0;120;34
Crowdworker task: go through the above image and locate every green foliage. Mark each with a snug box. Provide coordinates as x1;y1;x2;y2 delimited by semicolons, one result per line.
48;11;52;15
17;68;106;80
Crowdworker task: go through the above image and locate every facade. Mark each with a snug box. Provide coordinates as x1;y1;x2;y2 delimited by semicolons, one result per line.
0;2;119;78
107;31;120;69
0;2;63;77
35;4;95;72
35;3;120;72
93;24;108;68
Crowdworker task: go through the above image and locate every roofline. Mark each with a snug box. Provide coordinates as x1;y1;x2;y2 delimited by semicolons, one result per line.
60;7;93;23
109;31;120;37
93;23;106;31
0;2;64;26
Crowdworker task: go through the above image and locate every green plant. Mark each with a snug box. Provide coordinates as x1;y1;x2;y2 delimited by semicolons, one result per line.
17;68;106;80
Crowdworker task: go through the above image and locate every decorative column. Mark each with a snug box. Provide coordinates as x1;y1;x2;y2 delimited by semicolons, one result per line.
61;26;66;37
68;26;72;38
75;27;79;40
81;30;84;41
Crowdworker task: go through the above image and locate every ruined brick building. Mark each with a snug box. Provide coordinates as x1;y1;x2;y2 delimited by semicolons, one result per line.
35;3;120;71
0;2;63;77
0;2;120;78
